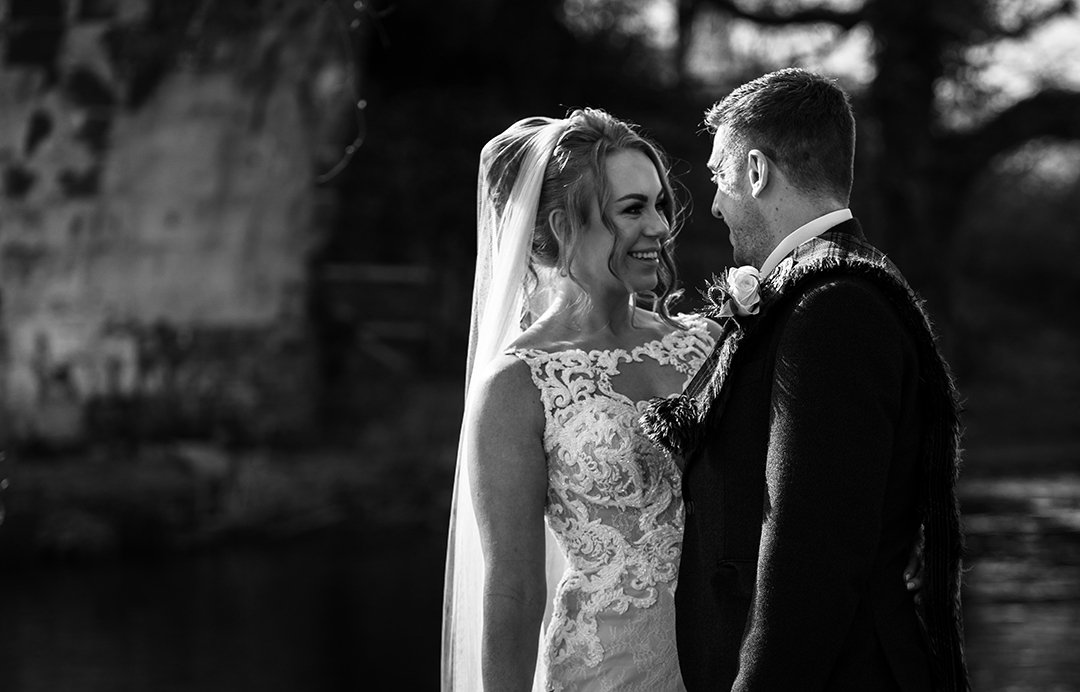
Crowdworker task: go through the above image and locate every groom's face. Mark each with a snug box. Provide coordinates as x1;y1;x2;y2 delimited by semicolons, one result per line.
708;125;769;267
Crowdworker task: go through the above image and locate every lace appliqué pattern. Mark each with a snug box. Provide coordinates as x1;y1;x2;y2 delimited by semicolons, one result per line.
510;315;714;691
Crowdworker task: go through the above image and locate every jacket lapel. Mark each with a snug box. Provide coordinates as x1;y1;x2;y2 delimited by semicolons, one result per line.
641;219;882;462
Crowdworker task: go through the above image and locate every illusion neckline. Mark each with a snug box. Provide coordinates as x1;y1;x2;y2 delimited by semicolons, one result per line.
508;316;706;361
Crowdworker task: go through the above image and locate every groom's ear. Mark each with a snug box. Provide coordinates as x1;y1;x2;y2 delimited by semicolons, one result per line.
746;149;769;198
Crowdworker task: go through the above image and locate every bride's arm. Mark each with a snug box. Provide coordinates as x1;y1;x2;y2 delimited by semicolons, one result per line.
467;353;549;692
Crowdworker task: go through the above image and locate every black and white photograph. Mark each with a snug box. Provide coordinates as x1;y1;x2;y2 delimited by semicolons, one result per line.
0;1;1078;690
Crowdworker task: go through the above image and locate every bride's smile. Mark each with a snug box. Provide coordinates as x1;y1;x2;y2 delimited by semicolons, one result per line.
569;148;672;298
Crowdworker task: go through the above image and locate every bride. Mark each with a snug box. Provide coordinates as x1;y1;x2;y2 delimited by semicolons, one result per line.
441;108;719;691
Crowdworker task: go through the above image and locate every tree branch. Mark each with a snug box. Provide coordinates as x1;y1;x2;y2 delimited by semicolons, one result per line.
941;88;1080;176
933;0;1076;43
992;0;1076;40
698;0;864;30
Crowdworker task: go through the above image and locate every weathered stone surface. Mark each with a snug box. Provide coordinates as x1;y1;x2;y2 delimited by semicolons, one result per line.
0;0;356;445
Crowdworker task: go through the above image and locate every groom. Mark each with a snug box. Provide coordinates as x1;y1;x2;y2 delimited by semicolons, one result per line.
644;69;969;690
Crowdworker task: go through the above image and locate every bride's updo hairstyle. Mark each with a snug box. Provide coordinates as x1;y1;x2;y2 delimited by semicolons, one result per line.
481;108;685;326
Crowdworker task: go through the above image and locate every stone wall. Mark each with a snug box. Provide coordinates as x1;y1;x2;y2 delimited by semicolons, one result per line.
0;0;358;446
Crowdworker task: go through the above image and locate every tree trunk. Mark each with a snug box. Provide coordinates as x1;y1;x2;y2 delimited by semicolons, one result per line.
863;0;954;326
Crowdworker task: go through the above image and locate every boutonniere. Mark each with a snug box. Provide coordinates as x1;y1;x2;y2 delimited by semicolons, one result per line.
705;265;762;319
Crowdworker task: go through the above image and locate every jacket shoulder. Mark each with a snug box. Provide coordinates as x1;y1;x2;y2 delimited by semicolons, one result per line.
787;274;904;330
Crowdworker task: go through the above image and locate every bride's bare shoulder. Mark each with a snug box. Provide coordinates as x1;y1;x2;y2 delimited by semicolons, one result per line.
468;352;542;430
505;318;580;353
474;351;534;395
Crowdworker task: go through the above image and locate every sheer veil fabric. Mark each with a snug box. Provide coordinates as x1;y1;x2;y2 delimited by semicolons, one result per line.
442;118;570;691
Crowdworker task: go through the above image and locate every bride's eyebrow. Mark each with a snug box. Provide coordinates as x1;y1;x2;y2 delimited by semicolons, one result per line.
614;193;649;203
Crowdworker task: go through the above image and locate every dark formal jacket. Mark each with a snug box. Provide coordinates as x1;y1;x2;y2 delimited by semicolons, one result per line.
643;220;968;691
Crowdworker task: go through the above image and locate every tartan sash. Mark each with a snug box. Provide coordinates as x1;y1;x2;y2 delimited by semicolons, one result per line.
641;230;971;691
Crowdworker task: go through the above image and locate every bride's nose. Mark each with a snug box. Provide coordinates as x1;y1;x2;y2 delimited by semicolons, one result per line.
643;212;669;239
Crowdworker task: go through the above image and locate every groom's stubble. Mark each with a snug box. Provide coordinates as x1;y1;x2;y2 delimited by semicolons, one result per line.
727;201;773;268
709;128;781;268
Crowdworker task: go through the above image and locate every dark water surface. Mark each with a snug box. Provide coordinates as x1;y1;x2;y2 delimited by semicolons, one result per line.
961;469;1080;692
0;529;445;691
1;469;1077;691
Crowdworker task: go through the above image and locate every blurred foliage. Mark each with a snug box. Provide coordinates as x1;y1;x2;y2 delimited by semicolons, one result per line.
958;140;1080;292
338;4;1074;309
319;0;1079;444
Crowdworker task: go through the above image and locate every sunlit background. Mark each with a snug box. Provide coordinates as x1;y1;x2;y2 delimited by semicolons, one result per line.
0;0;1077;689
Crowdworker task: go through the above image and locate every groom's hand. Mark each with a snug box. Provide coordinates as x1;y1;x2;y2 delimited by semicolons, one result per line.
904;523;926;603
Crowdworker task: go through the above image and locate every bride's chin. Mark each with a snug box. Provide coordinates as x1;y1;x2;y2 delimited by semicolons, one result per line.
630;278;660;295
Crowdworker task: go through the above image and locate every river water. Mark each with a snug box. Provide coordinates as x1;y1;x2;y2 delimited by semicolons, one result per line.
961;467;1080;691
0;469;1077;691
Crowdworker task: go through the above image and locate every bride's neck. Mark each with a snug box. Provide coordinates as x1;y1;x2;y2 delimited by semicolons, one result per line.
543;281;638;337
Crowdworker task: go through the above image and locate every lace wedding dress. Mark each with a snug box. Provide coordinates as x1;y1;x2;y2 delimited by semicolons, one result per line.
508;315;714;692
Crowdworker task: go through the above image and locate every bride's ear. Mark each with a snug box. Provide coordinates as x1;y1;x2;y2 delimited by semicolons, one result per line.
547;209;572;274
548;208;565;229
548;208;569;245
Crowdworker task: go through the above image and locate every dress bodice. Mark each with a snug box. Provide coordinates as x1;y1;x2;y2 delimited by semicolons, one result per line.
509;314;714;691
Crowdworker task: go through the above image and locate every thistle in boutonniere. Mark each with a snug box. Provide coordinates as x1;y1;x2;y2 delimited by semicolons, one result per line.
705;265;762;319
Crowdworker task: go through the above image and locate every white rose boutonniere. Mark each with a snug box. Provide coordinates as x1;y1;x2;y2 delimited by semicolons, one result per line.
710;265;762;318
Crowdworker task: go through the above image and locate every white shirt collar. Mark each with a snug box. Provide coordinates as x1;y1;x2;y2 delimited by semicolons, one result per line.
759;208;853;278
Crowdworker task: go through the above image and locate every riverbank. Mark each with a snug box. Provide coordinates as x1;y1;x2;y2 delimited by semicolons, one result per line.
0;379;462;563
1;376;1077;563
2;437;1076;568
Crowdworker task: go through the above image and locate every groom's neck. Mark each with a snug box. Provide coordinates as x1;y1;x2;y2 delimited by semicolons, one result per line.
759;193;840;248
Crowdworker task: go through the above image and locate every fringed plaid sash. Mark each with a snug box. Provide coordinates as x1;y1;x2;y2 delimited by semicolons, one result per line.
641;230;970;691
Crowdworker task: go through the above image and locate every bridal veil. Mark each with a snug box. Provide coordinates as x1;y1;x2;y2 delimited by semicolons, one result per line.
441;117;570;691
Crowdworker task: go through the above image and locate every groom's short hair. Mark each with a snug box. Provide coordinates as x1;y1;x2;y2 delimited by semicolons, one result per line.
705;68;855;203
